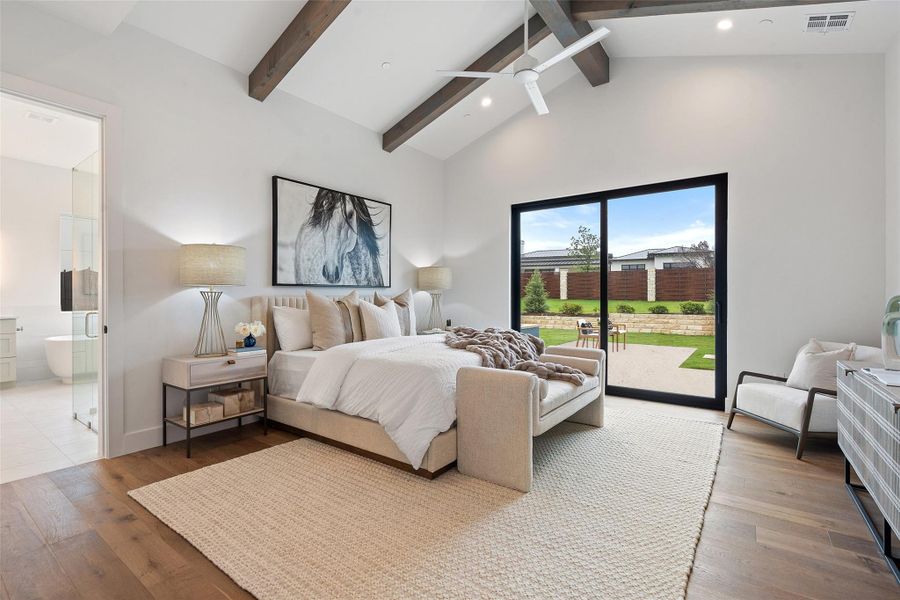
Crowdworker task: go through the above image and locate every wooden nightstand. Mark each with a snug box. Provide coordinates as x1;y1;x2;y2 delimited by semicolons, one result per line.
162;349;268;457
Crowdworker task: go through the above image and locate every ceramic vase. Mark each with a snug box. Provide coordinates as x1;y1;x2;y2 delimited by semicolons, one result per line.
244;333;256;348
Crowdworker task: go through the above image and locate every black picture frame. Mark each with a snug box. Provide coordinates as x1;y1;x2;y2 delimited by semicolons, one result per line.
272;175;392;288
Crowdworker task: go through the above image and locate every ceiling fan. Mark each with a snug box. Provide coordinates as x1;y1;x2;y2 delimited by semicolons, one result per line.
437;1;610;116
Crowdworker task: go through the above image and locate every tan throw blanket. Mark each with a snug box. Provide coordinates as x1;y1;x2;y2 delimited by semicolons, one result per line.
445;327;586;386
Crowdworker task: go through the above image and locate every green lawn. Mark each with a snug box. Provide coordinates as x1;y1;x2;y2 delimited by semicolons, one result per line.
537;328;715;371
523;299;700;315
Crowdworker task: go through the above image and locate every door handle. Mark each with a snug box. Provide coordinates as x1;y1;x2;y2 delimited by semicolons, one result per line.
84;311;99;339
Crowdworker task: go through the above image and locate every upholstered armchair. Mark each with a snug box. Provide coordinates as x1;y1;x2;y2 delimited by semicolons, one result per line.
727;341;882;459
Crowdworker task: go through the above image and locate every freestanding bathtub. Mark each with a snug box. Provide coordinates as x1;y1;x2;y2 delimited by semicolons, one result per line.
45;334;98;384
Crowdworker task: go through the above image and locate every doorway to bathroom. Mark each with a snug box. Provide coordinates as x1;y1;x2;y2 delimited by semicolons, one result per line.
0;91;104;483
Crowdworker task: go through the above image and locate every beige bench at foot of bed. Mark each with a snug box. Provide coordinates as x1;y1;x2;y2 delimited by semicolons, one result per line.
456;345;605;492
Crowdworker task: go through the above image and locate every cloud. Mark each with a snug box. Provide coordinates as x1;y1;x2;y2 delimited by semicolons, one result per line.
608;224;714;257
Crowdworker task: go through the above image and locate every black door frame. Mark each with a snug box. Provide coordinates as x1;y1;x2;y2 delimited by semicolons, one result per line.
511;173;727;410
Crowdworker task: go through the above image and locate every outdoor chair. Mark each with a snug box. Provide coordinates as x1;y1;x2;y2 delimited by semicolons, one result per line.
727;340;882;458
609;322;627;352
575;320;600;348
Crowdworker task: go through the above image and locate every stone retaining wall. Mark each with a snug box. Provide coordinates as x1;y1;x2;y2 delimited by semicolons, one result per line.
522;313;714;336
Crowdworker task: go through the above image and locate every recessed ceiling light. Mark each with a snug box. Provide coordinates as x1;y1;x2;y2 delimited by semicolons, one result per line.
717;19;733;31
481;97;492;108
381;61;391;70
463;113;471;118
759;18;774;26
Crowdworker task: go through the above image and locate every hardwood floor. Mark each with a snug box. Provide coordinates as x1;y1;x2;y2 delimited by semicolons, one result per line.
1;397;897;599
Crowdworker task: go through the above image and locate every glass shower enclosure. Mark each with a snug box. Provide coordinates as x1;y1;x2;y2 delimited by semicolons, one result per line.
68;152;100;430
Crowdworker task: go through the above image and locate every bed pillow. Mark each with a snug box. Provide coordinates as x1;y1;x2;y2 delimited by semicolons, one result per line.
359;299;402;340
306;291;351;350
786;338;856;392
374;289;417;336
336;290;364;342
272;306;313;351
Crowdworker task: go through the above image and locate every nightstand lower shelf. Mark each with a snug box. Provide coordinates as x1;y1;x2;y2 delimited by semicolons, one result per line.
163;375;268;458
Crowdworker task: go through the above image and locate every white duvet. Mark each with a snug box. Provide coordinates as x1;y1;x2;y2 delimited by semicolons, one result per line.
296;334;480;469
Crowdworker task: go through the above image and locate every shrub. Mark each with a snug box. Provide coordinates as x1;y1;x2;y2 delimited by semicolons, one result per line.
680;301;706;315
705;291;716;316
559;302;584;316
648;305;669;314
523;269;549;314
616;304;635;314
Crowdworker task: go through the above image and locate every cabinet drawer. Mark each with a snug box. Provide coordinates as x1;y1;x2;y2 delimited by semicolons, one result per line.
0;320;15;335
189;354;266;387
0;334;15;359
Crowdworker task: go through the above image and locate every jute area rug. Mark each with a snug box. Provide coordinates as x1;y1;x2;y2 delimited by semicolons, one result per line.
130;407;723;599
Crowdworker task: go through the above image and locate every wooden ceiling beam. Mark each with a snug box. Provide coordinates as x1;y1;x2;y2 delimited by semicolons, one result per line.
569;0;862;21
382;14;551;153
249;0;351;101
531;1;609;86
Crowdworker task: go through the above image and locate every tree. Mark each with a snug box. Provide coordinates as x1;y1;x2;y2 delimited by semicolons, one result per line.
568;226;601;272
675;241;715;269
523;269;549;314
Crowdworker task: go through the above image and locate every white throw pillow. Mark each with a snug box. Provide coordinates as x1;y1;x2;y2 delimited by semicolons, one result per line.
374;289;417;336
272;306;313;351
786;338;856;391
359;299;402;340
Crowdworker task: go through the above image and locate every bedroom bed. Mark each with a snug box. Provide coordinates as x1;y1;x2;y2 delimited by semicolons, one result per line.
252;295;459;478
252;294;605;490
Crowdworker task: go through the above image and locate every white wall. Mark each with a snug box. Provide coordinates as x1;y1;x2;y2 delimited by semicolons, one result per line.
443;55;886;400
886;34;900;301
0;157;73;381
1;3;445;454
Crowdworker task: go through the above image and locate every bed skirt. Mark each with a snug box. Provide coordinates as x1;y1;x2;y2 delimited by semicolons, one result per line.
266;394;457;478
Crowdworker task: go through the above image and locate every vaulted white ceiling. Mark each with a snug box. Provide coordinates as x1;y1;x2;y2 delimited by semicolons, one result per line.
29;1;900;160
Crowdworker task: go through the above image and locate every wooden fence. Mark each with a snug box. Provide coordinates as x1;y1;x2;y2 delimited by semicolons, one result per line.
520;267;712;302
656;268;714;301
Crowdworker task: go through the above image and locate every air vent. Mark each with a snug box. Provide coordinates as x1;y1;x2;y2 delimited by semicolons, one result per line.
24;110;58;124
804;12;854;33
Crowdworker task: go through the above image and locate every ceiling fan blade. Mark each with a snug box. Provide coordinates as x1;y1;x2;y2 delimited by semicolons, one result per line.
524;80;549;116
533;26;610;74
436;70;507;79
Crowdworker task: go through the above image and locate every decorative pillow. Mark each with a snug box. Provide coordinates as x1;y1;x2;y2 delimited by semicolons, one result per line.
786;338;856;391
359;299;402;340
306;291;351;350
374;289;417;336
272;306;312;351
336;290;363;342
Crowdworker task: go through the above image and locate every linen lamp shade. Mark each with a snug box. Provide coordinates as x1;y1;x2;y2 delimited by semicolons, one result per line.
418;266;452;292
180;244;246;287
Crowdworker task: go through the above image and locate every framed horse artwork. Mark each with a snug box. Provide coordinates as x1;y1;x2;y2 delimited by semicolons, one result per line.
272;176;391;287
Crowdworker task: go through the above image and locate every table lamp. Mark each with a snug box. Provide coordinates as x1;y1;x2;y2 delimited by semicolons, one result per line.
418;266;452;332
180;244;246;357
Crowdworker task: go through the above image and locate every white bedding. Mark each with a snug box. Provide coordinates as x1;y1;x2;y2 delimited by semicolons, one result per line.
297;335;480;469
268;349;320;398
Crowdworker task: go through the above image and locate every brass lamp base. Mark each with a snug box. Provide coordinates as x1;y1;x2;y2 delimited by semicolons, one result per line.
194;289;228;357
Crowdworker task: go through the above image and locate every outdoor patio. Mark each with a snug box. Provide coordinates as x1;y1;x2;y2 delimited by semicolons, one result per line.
560;341;715;397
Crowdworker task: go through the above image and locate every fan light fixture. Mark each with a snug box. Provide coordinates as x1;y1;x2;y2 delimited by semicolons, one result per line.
436;0;610;116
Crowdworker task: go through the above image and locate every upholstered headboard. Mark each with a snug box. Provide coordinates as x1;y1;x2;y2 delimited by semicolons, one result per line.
250;294;374;359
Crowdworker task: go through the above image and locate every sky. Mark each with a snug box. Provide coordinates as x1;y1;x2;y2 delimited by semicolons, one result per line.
519;186;715;257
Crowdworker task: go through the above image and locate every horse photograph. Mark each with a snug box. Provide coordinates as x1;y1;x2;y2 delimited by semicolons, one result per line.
273;176;390;287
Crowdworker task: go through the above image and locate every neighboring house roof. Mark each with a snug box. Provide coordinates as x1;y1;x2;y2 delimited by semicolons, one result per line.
610;245;712;262
521;245;712;269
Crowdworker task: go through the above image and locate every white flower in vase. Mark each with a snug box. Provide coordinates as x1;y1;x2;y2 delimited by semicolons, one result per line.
249;321;266;337
235;322;251;337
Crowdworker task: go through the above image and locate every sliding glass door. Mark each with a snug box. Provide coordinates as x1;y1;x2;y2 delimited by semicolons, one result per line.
512;175;726;409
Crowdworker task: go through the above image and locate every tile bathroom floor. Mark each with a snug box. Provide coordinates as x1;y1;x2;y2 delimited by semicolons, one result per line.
0;379;99;483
